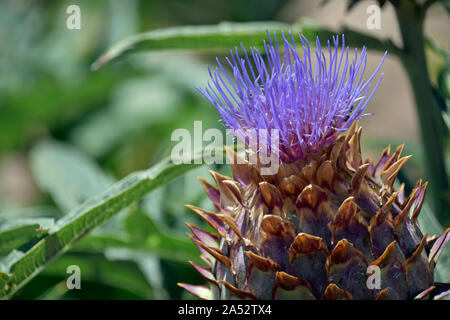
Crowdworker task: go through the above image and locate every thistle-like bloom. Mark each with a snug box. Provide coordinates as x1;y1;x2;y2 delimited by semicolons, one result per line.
180;33;450;300
198;32;385;162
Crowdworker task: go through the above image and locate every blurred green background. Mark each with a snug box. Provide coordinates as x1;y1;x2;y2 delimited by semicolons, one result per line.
0;0;448;299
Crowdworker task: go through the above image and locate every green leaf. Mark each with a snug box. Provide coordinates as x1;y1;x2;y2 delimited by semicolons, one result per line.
69;77;182;158
91;21;303;69
0;206;62;221
94;20;394;70
0;153;206;299
29;139;129;233
0;250;24;274
73;210;200;264
125;209;199;262
0;218;54;255
103;247;168;299
36;281;69;300
39;252;154;299
0;69;125;150
30;140;114;213
92;20;398;69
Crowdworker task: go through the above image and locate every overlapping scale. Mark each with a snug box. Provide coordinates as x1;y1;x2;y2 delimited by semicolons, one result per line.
179;123;450;300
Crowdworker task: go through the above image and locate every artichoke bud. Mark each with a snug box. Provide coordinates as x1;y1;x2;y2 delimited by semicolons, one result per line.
178;32;450;300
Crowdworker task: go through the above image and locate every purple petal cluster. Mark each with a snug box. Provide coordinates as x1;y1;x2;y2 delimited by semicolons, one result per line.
198;31;386;162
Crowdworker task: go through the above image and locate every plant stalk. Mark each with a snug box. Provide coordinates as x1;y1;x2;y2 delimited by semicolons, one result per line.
395;0;449;224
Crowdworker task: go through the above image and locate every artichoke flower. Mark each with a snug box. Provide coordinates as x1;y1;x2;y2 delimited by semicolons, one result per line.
178;33;450;300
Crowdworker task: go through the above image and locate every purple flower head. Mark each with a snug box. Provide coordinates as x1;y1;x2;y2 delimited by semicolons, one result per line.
197;31;386;163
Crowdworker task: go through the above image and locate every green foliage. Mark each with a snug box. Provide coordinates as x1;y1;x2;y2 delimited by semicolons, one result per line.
0;153;202;299
76;209;201;264
91;21;313;69
30;140;115;213
92;20;397;70
0;218;53;256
